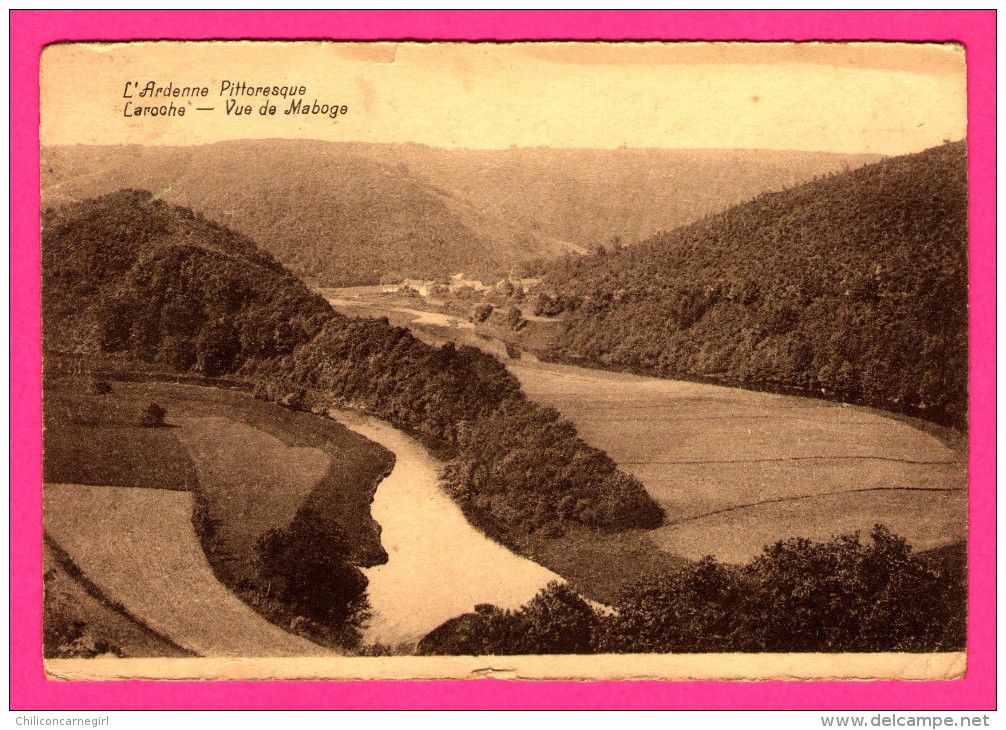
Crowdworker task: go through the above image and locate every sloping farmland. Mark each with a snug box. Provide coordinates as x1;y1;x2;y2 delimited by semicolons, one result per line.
43;483;336;657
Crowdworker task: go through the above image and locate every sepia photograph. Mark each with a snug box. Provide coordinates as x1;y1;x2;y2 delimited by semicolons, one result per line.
35;38;971;683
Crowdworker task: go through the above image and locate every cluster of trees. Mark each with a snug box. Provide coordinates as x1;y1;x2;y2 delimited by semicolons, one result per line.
191;489;370;648
42;190;663;543
536;142;968;427
441;399;662;535
256;511;370;630
419;525;966;655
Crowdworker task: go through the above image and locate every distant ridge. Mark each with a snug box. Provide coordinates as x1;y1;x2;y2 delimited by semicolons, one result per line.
41;140;881;286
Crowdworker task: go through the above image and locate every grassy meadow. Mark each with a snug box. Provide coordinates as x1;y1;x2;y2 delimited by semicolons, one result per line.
512;361;968;566
43;384;199;491
42;374;394;656
43;484;335;657
652;490;968;564
43;539;192;659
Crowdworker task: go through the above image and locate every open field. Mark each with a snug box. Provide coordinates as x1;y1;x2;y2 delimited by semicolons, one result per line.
651;490;968;564
511;362;965;505
43;539;192;658
512;361;967;563
44;484;335;657
43;426;198;492
45;378;395;574
43;376;395;652
43;385;198;491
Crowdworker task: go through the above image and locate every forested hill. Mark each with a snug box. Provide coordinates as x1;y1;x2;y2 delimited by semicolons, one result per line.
41;189;332;367
41;141;879;286
353;144;882;258
537;141;968;427
43;190;662;537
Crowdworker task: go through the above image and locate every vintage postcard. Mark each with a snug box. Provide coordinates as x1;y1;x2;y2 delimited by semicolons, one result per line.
38;39;969;682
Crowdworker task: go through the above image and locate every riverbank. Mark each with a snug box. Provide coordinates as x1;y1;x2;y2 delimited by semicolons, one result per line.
321;288;968;568
325;408;565;649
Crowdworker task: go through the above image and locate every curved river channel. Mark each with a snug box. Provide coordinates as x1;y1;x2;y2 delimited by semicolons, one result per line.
321;288;968;643
325;409;563;648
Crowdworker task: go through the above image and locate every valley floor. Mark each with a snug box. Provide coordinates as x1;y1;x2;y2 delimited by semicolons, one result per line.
324;287;968;568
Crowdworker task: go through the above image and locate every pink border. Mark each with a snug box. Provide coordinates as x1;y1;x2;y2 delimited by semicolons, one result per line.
11;10;995;711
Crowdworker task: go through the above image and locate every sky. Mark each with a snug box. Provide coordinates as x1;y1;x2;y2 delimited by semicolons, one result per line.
40;41;967;155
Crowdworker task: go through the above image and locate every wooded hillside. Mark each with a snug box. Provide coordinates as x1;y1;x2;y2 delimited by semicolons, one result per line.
41;141;879;285
537;141;968;427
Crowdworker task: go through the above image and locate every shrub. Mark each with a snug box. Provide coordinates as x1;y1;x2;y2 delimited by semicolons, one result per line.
140;402;166;427
256;511;369;629
602;525;966;653
472;303;493;323
740;525;964;652
495;279;515;297
505;306;525;330
86;379;112;395
532;292;563;317
597;556;744;653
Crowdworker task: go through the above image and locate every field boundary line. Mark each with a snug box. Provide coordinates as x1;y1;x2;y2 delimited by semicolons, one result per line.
661;486;968;528
624;455;961;466
43;532;197;657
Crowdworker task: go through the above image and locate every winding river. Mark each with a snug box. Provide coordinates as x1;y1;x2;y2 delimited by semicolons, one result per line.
325;409;564;648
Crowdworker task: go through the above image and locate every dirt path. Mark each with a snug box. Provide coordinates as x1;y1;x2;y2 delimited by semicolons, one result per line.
43;483;337;657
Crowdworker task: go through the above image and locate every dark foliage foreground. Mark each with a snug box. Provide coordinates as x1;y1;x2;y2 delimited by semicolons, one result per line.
256;512;370;631
419;526;966;655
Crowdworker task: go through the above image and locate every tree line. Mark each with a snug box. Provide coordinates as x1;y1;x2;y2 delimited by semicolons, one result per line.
419;526;966;654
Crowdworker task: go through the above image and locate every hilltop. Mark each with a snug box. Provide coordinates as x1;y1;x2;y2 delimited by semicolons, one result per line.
532;141;968;427
40;141;880;285
42;189;331;367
